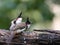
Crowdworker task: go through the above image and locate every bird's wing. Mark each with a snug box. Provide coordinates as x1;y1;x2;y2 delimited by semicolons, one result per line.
13;22;26;30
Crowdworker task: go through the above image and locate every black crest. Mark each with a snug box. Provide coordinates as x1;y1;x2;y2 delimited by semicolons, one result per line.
26;17;31;24
17;12;22;18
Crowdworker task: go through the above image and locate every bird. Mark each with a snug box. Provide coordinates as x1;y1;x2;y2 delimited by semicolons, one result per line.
13;17;31;33
25;17;31;29
6;17;31;43
9;12;22;31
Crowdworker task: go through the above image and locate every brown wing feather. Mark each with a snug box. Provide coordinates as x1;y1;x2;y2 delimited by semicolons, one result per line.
13;22;26;30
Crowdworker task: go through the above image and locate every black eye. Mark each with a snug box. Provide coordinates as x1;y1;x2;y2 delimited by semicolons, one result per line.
14;21;16;24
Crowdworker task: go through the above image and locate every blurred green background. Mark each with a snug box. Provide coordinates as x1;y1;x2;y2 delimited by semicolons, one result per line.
0;0;55;30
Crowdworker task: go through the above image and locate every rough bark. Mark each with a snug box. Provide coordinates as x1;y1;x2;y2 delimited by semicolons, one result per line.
0;29;60;45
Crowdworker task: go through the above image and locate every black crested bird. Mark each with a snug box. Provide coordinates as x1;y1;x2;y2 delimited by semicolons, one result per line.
26;17;31;30
9;12;23;31
12;17;31;33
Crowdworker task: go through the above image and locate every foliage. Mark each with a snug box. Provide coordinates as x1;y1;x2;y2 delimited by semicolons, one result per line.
0;0;54;30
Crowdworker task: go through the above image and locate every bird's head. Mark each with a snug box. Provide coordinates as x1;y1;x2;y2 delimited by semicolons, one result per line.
26;17;31;24
16;12;22;24
26;17;31;28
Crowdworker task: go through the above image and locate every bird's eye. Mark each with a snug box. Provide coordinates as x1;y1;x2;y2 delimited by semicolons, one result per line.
14;21;16;24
